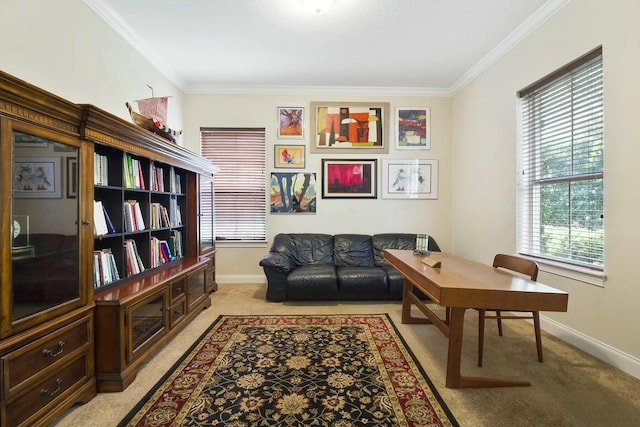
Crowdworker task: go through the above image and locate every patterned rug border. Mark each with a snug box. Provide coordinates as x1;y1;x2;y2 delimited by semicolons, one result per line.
118;314;459;427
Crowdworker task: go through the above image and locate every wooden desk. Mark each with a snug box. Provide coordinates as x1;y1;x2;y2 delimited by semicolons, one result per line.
384;249;568;389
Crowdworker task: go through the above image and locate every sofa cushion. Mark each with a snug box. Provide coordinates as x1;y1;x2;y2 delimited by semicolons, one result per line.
336;266;389;300
334;234;374;267
286;264;338;300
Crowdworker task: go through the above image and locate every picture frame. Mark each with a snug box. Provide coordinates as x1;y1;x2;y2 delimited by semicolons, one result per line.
66;157;78;198
277;107;304;139
321;159;377;199
310;102;390;154
274;144;306;169
13;157;61;198
382;159;438;199
395;107;431;150
270;172;317;214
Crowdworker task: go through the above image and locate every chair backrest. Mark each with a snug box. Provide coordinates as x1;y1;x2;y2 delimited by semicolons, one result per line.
492;254;539;281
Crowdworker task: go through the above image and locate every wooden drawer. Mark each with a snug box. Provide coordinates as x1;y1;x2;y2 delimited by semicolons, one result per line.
171;278;186;301
170;299;186;327
2;318;90;398
5;355;89;427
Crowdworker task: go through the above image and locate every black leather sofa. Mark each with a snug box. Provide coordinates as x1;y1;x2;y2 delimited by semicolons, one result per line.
259;233;440;301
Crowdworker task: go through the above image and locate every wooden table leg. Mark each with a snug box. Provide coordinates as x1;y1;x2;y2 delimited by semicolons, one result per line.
446;307;531;388
402;279;431;324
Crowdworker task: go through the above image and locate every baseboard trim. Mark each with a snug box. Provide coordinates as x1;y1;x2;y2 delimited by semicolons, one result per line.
217;274;266;284
541;315;640;380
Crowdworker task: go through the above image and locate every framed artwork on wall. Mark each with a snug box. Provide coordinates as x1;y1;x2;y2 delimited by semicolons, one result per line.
321;159;377;199
270;172;317;213
274;144;306;169
310;102;390;154
395;107;430;150
381;159;438;199
277;107;304;138
13;157;61;198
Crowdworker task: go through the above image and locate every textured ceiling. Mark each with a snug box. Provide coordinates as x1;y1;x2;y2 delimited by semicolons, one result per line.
84;0;566;94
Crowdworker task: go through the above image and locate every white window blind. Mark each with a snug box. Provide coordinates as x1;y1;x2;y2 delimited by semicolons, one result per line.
201;128;266;241
517;46;603;270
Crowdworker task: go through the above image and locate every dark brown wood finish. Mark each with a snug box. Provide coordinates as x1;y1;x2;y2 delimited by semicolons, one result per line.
0;70;96;426
0;69;218;423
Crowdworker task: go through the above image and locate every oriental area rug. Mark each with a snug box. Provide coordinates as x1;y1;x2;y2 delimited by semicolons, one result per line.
119;314;459;427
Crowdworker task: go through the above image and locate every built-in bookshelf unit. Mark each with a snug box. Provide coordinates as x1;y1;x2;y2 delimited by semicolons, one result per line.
81;106;218;392
93;146;189;289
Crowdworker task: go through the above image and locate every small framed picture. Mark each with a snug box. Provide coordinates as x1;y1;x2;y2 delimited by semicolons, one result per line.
13;157;62;198
277;107;304;139
274;144;305;169
382;159;438;199
321;159;377;199
395;107;430;150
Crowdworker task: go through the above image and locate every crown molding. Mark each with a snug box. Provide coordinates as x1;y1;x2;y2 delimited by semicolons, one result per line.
449;0;572;94
183;84;453;97
82;0;187;89
84;0;571;98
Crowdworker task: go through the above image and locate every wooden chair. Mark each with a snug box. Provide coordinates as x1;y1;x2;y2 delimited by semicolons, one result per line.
477;254;542;367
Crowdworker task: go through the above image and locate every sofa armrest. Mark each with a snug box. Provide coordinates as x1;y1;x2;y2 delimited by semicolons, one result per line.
259;252;296;272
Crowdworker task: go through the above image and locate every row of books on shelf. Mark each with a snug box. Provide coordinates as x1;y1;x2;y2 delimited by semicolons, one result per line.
94;153;183;193
94;200;116;236
92;231;184;288
93;248;120;288
94;199;183;236
124;154;146;190
124;200;146;232
150;231;183;268
95;153;109;186
151;162;165;192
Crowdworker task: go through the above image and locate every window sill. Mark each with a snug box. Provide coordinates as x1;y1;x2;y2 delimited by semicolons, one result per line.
216;240;268;249
528;257;606;288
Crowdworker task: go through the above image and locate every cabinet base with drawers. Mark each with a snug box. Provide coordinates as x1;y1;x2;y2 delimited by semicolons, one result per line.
93;257;211;392
0;306;96;427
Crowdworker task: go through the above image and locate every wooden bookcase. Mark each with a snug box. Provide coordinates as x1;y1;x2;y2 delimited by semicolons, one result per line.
0;72;96;427
0;70;218;423
80;106;218;392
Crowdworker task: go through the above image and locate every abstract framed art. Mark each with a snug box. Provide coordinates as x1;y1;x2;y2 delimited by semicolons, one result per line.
310;102;390;154
321;159;377;199
381;159;438;199
274;144;305;169
270;172;317;213
277;107;304;139
395;107;430;150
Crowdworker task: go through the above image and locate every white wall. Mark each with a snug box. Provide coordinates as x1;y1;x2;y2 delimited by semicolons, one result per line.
184;94;452;280
451;0;640;369
0;0;184;131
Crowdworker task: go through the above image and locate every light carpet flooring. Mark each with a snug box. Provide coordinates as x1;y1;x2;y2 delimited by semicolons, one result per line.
53;283;640;426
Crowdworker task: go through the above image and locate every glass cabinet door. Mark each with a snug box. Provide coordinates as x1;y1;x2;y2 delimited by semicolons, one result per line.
10;130;80;325
198;174;215;254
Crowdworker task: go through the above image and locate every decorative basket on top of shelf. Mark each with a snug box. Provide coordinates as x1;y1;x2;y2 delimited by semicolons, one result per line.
126;86;182;143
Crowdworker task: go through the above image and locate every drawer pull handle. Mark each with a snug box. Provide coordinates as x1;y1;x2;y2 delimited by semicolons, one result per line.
40;378;63;397
42;341;65;358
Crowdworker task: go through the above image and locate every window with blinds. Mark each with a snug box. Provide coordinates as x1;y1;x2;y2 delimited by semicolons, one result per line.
201;128;266;241
517;46;603;270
